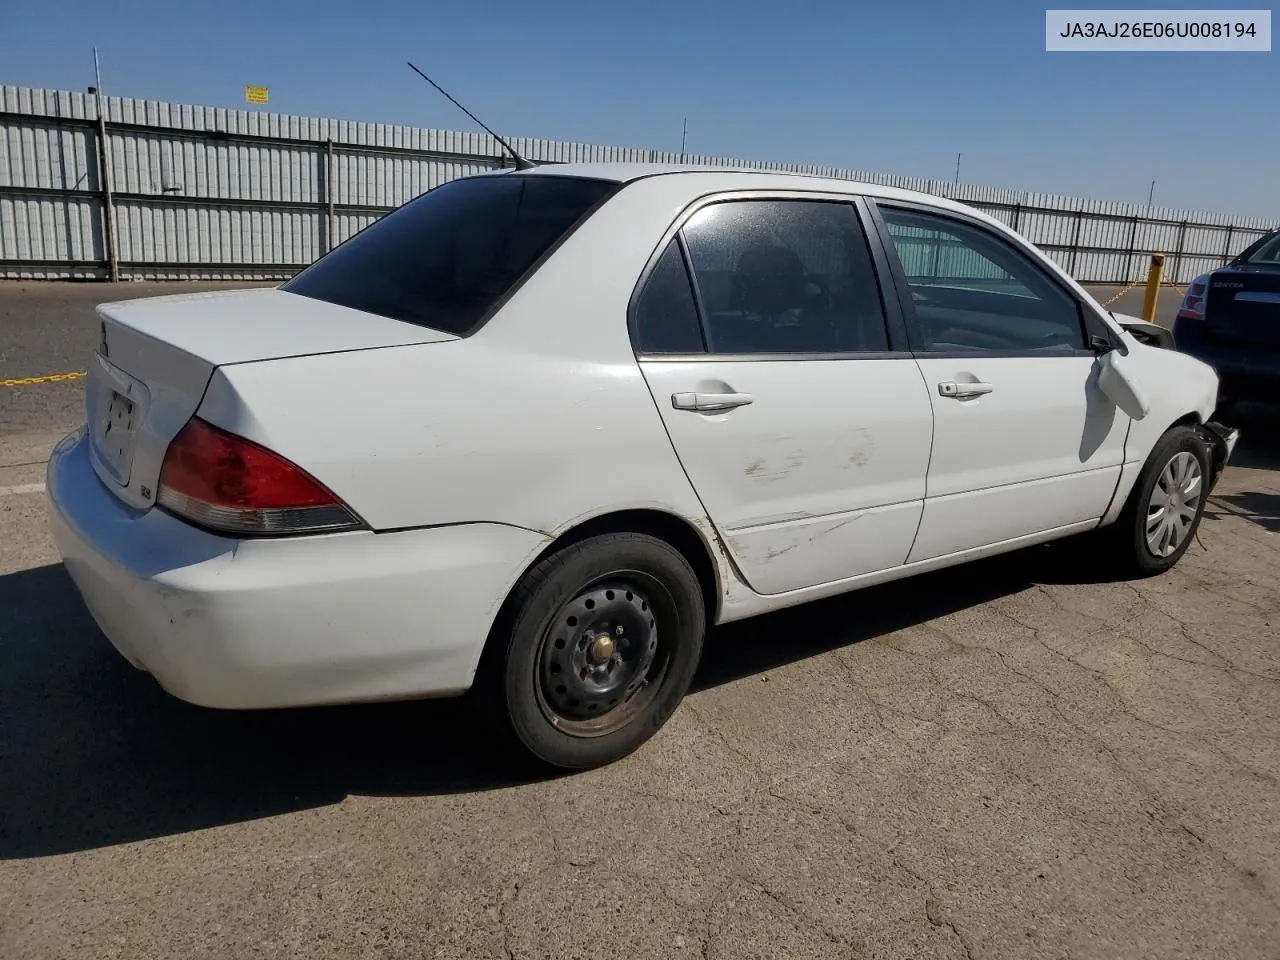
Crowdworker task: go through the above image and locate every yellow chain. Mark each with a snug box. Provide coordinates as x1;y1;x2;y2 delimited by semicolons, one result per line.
0;371;87;388
1098;279;1147;308
1099;281;1188;310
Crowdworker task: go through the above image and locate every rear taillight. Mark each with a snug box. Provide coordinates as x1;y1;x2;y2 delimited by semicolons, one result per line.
1177;273;1211;322
157;418;362;536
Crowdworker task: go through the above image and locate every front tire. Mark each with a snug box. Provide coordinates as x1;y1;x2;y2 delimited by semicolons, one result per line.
486;533;705;771
1109;426;1211;577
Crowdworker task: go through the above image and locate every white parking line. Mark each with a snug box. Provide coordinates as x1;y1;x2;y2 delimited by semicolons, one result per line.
0;482;46;497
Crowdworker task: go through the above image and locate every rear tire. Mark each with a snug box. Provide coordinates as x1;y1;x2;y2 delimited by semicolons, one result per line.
483;533;705;771
1106;426;1211;577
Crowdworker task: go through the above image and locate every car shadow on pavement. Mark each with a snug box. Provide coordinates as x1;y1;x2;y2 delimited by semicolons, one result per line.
691;537;1130;694
1207;491;1280;533
0;563;547;860
2;540;1101;859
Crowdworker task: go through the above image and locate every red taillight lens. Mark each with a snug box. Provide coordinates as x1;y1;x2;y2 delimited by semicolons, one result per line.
1177;274;1211;321
157;418;361;535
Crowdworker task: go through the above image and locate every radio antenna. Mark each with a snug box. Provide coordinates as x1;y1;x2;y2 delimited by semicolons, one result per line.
407;61;534;170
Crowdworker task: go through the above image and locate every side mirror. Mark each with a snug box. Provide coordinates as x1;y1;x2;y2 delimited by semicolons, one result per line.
1096;349;1151;420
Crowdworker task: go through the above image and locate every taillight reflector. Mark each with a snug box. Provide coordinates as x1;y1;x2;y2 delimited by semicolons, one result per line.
1177;273;1211;322
157;418;360;536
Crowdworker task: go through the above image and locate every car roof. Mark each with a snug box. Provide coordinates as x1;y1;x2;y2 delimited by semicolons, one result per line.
510;161;981;219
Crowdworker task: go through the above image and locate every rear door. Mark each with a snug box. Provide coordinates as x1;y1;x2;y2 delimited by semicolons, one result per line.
633;194;935;596
869;201;1130;562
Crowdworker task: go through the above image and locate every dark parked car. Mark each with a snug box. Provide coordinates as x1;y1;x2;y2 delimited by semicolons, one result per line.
1173;229;1280;416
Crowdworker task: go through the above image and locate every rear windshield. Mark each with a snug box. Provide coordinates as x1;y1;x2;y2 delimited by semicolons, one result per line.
285;174;617;335
1242;232;1280;266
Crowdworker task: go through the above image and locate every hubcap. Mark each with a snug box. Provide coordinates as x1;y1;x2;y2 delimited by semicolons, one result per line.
536;579;663;736
1145;451;1202;557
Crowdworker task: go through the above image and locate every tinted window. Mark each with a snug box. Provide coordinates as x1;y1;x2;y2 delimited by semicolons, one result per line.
632;240;705;354
880;207;1085;352
1242;231;1280;265
680;200;889;354
285;175;615;336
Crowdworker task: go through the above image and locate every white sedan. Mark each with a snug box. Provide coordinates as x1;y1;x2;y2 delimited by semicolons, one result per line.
48;164;1238;770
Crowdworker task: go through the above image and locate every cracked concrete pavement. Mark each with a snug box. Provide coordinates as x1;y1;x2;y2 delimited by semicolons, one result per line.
2;283;1278;959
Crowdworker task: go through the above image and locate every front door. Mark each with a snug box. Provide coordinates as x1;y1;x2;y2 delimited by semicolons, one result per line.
872;202;1130;562
631;196;934;595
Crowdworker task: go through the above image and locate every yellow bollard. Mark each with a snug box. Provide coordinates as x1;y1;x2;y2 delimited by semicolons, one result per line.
1141;252;1165;323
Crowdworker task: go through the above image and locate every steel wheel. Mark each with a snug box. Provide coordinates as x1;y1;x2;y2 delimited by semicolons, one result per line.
1145;450;1203;557
489;532;706;770
533;575;670;738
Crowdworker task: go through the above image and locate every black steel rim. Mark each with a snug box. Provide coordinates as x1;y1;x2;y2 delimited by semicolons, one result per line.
533;572;673;738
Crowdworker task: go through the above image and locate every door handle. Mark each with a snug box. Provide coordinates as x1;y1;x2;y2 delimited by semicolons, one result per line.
938;381;993;399
671;391;754;412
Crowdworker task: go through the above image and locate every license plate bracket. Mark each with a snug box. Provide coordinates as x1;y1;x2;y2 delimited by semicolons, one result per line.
89;354;148;487
94;390;136;482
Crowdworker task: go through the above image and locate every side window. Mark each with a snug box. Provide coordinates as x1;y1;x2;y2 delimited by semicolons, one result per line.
632;240;705;354
879;207;1085;352
680;200;889;355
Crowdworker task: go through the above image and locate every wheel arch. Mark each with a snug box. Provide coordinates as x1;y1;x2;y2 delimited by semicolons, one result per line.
1163;412;1233;482
1104;410;1208;528
469;507;728;698
1126;408;1203;467
527;509;724;625
1103;418;1216;576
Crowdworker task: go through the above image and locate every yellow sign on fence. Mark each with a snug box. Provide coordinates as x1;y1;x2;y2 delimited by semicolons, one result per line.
244;85;269;105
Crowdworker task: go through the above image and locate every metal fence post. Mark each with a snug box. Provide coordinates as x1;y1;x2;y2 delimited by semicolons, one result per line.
1221;224;1235;265
1124;215;1139;282
1068;207;1084;278
1172;220;1188;284
324;138;336;253
92;51;119;282
1011;203;1022;232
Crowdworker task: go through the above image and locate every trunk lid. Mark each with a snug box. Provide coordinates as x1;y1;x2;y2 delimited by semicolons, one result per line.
1205;265;1280;349
87;288;456;510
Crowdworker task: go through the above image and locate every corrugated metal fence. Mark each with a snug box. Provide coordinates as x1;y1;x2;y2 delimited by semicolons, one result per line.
2;85;1275;284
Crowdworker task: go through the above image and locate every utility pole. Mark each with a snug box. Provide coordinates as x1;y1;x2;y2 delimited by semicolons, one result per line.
92;48;120;282
1148;179;1156;206
680;117;687;161
954;152;961;185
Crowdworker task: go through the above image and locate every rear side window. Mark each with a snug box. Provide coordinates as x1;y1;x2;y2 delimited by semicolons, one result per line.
285;175;616;336
1241;231;1280;265
680;200;890;354
632;240;705;354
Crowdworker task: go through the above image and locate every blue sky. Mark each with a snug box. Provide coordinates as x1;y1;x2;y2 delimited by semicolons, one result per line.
4;0;1274;216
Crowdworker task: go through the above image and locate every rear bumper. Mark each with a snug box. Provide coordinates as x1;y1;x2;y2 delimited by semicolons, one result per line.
46;430;549;709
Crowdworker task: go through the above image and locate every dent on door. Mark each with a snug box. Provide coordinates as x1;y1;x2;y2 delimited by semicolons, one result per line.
639;359;934;596
719;421;930;593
